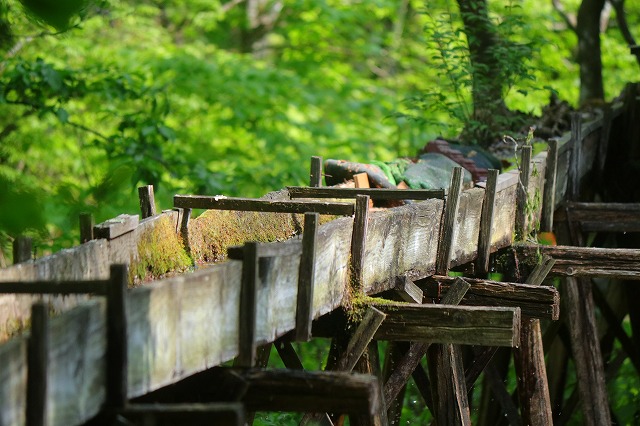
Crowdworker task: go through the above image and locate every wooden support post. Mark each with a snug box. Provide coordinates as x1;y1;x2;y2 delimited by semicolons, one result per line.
516;145;532;239
393;276;423;304
525;255;556;285
275;340;305;370
13;236;32;264
237;242;259;367
427;278;473;425
483;364;523;426
597;106;613;177
138;185;157;219
180;208;192;255
310;156;323;187
79;212;94;244
565;277;611;426
383;278;471;407
569;113;583;200
336;307;386;372
436;167;464;275
350;195;370;290
107;264;128;409
477;169;499;275
295;212;319;342
26;302;48;426
541;138;559;232
514;256;554;426
427;341;472;425
464;346;499;390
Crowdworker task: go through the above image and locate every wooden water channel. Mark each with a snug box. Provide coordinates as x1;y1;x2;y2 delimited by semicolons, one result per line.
1;84;640;425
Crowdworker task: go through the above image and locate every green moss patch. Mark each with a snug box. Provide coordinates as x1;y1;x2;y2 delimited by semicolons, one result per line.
187;210;302;264
131;215;193;285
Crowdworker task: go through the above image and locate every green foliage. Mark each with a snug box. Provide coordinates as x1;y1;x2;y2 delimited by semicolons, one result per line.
399;1;539;144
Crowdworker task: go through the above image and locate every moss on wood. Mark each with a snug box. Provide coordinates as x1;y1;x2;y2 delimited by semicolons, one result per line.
187;210;302;264
130;215;193;285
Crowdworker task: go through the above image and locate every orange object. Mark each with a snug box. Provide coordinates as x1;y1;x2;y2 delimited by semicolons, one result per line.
538;232;557;246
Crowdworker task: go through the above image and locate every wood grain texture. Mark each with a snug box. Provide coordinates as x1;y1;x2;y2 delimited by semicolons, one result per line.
288;186;445;200
422;275;560;320
174;195;355;216
374;303;521;347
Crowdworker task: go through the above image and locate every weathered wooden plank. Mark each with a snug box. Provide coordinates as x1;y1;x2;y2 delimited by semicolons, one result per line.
27;303;48;426
287;186;445;200
296;213;319;341
0;335;27;426
436;167;464;274
120;403;245;426
310;156;323;187
565;277;611;426
554;202;640;232
383;278;470;409
393;276;423;304
106;264;128;409
491;171;518;249
47;301;107;425
427;342;471;425
78;213;94;244
373;303;521;347
351;195;370;290
139;367;382;416
336;307;386;372
237;243;259;367
174;195;355;215
516;145;533;239
138;185;157;219
477;169;499;275
362;199;443;294
93;214;139;240
451;187;485;267
13;236;32;264
514;257;554;426
518;244;640;279
542;139;559;232
422;275;560;320
0;280;108;295
569;113;582;200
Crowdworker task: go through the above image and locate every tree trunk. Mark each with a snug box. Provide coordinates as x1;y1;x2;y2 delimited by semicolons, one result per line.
456;0;508;144
577;0;606;104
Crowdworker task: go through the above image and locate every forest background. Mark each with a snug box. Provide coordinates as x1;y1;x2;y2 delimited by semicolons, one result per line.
0;0;638;264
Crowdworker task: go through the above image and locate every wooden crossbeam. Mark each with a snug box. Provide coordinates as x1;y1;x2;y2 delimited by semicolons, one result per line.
135;367;382;416
174;195;355;215
287;186;445;200
373;303;521;347
554;202;640;232
119;403;245;426
0;280;109;295
517;244;640;279
421;275;560;320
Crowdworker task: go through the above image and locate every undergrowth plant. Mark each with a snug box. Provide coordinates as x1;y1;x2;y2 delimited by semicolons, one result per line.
400;1;540;146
